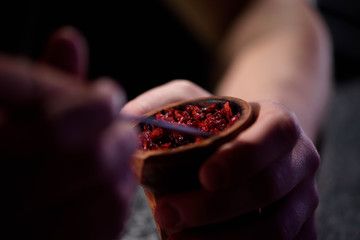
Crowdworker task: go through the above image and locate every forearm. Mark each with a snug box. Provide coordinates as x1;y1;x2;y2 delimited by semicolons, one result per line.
214;0;332;141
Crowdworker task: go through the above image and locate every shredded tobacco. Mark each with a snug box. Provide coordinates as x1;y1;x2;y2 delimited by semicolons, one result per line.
138;102;241;150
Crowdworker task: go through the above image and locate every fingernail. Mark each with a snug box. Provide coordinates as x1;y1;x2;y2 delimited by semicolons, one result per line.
155;204;182;230
200;162;228;190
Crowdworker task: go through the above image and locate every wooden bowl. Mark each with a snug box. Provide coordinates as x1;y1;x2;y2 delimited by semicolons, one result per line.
131;96;254;194
130;96;254;239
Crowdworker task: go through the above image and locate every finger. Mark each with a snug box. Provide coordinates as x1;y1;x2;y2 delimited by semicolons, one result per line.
91;77;127;116
200;101;301;190
1;77;126;162
235;135;320;209
44;77;127;150
99;120;138;187
45;86;121;150
0;55;37;106
258;179;318;240
166;178;318;240
121;79;211;116
0;55;84;107
154;138;319;231
294;214;317;240
41;26;88;79
97;120;138;225
14;120;138;222
19;183;133;240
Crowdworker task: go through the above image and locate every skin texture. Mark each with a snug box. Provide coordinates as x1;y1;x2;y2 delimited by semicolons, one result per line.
1;27;137;240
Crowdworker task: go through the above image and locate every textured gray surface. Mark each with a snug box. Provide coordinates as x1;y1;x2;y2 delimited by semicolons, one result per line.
318;81;360;240
317;79;360;240
121;188;159;240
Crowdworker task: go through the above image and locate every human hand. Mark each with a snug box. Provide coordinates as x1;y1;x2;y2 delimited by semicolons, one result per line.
1;27;137;240
122;81;320;240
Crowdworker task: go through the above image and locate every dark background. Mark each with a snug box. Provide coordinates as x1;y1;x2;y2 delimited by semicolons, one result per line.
0;2;210;100
1;2;359;239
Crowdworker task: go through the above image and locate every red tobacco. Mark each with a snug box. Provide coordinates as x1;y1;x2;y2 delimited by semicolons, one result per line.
138;101;240;150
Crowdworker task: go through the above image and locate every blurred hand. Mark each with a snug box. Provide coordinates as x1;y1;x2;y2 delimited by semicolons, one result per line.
122;81;320;240
1;27;137;240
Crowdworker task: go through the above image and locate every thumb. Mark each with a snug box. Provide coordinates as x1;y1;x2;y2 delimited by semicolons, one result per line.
41;26;89;79
121;80;211;117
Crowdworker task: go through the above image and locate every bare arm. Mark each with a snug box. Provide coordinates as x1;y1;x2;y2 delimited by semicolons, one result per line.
164;0;332;141
215;0;332;141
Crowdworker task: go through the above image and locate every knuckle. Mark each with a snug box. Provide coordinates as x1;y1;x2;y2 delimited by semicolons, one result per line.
90;95;115;123
307;142;321;173
309;150;320;175
298;137;321;175
268;102;300;144
310;180;319;210
93;77;126;107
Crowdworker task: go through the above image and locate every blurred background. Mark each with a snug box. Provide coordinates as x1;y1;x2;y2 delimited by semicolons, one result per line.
316;0;360;240
0;1;359;239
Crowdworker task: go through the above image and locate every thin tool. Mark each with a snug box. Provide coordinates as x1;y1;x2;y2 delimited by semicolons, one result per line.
119;113;214;138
